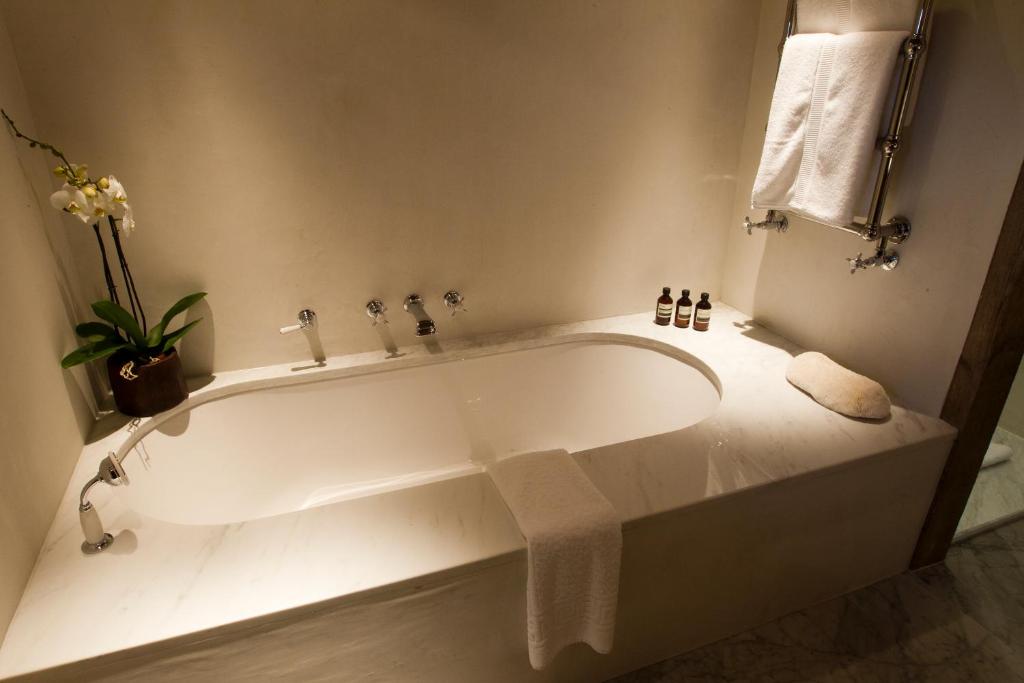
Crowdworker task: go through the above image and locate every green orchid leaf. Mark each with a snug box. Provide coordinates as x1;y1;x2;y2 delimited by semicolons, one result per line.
91;300;146;346
74;321;119;343
146;291;207;348
60;339;129;369
161;318;202;354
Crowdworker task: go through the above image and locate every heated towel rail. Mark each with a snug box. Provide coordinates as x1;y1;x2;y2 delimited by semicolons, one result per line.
743;0;934;273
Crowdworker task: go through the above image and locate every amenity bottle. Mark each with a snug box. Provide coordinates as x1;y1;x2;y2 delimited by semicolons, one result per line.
693;293;712;331
674;289;693;328
654;287;673;325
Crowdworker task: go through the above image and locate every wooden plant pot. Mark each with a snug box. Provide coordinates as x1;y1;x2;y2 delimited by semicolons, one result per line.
106;348;188;417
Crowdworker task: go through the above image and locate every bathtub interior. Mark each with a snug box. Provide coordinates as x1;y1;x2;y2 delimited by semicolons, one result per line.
117;339;720;525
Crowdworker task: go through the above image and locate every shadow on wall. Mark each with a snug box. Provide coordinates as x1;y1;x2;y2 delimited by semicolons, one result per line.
732;319;801;355
180;297;215;378
745;1;1024;414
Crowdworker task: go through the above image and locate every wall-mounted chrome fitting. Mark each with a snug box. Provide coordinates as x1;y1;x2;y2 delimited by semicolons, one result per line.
859;216;911;243
743;210;789;235
78;454;128;554
279;308;326;363
442;290;467;316
847;249;900;274
404;294;437;336
365;300;388;326
279;309;317;335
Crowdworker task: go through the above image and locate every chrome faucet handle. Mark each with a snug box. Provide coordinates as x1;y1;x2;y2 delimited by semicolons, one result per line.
847;250;900;274
280;308;317;334
743;210;788;235
442;290;467;316
848;253;868;274
365;300;388;326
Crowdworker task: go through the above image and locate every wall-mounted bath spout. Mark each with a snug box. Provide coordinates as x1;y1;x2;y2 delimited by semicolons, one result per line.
404;294;437;336
366;300;388;326
78;455;128;554
442;290;467;317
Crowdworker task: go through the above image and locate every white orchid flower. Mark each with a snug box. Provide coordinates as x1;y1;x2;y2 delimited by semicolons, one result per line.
100;176;134;234
49;183;91;223
101;175;128;204
119;202;136;234
49;174;135;231
87;188;117;221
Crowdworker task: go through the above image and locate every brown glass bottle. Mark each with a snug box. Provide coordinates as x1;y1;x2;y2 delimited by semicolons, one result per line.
654;286;673;325
674;289;693;328
693;292;712;331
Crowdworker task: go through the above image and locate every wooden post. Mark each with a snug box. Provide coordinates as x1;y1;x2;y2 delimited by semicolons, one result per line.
911;160;1024;567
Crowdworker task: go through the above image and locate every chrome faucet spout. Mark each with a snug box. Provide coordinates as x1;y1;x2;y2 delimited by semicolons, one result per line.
404;294;437;336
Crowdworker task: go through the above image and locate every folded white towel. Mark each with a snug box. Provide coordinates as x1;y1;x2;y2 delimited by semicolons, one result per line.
751;30;907;227
488;450;622;670
796;0;919;34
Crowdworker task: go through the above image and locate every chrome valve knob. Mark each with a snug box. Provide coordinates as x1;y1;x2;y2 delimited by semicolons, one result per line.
442;290;467;316
365;299;388;326
847;251;900;274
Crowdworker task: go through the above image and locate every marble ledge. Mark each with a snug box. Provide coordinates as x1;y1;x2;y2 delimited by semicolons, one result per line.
0;304;957;679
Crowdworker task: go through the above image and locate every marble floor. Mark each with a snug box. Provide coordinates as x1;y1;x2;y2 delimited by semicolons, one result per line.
609;519;1024;682
957;427;1024;538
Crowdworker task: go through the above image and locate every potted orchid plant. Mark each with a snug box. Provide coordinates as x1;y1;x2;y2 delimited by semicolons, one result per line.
3;110;206;417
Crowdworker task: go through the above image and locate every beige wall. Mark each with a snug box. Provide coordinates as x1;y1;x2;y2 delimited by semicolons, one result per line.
722;0;1024;415
2;0;759;376
0;15;93;642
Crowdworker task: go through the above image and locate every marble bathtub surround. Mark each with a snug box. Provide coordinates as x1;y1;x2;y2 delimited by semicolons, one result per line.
786;351;891;420
0;304;956;680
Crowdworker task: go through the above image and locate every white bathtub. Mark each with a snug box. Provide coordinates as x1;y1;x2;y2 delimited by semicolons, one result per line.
115;338;720;525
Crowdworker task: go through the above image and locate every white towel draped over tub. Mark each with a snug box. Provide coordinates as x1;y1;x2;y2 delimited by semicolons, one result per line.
751;30;908;227
488;450;622;670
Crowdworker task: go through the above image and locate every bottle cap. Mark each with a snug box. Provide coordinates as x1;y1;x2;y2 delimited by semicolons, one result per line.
682;289;690;296
701;292;709;299
662;286;670;295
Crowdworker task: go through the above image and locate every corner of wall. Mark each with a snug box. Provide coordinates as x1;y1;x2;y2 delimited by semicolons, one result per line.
0;8;95;645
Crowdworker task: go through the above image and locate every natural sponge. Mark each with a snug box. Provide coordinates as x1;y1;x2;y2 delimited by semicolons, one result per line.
786;352;891;419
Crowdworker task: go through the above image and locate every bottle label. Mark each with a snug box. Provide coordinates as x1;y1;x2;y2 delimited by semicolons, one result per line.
656;303;673;317
677;305;692;320
695;309;711;323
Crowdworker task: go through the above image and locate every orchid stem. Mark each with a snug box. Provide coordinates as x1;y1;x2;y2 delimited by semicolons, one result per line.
107;216;146;333
92;223;119;307
1;109;75;175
